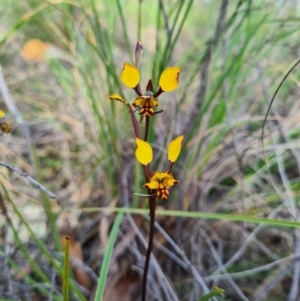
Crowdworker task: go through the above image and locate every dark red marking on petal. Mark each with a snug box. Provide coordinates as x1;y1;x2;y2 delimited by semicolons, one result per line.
139;103;155;116
157;188;169;200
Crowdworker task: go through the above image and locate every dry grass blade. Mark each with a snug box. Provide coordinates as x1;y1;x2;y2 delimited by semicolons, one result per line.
0;161;56;198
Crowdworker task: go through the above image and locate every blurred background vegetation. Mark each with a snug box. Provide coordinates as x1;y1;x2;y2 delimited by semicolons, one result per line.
1;0;300;300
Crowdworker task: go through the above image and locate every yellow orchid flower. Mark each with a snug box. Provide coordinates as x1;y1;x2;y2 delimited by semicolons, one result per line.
0;110;12;134
145;171;179;200
110;41;181;117
135;135;184;200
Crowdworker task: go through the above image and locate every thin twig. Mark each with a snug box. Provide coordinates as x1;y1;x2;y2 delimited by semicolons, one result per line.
48;268;56;301
200;229;249;301
0;161;56;198
212;205;283;275
254;265;291;301
205;251;300;281
152;219;213;297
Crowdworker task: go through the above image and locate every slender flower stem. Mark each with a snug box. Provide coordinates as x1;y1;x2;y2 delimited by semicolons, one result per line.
142;196;156;301
168;162;174;174
130;103;154;301
143;165;151;182
129;99;154;301
129;106;141;139
144;116;150;141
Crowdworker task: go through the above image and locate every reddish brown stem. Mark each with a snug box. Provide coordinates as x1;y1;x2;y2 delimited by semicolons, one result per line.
129;106;141;139
144;116;150;141
141;196;156;301
129;100;154;301
141;117;155;301
143;165;151;181
168;161;174;174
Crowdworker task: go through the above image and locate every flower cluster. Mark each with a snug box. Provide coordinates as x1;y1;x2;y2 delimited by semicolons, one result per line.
110;41;183;200
135;136;184;199
110;42;181;117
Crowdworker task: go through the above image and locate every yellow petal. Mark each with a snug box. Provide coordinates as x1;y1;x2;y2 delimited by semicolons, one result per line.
166;178;179;187
0;110;5;118
168;135;184;163
133;97;146;107
150;98;159;107
144;181;159;189
109;94;128;104
151;172;169;181
120;62;140;88
159;67;181;92
135;138;153;165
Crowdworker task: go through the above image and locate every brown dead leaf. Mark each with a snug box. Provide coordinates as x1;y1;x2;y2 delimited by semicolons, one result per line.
102;269;140;301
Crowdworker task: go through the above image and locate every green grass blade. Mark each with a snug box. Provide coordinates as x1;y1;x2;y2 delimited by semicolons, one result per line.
164;0;194;67
79;207;300;229
115;0;133;60
94;212;124;301
63;236;70;301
